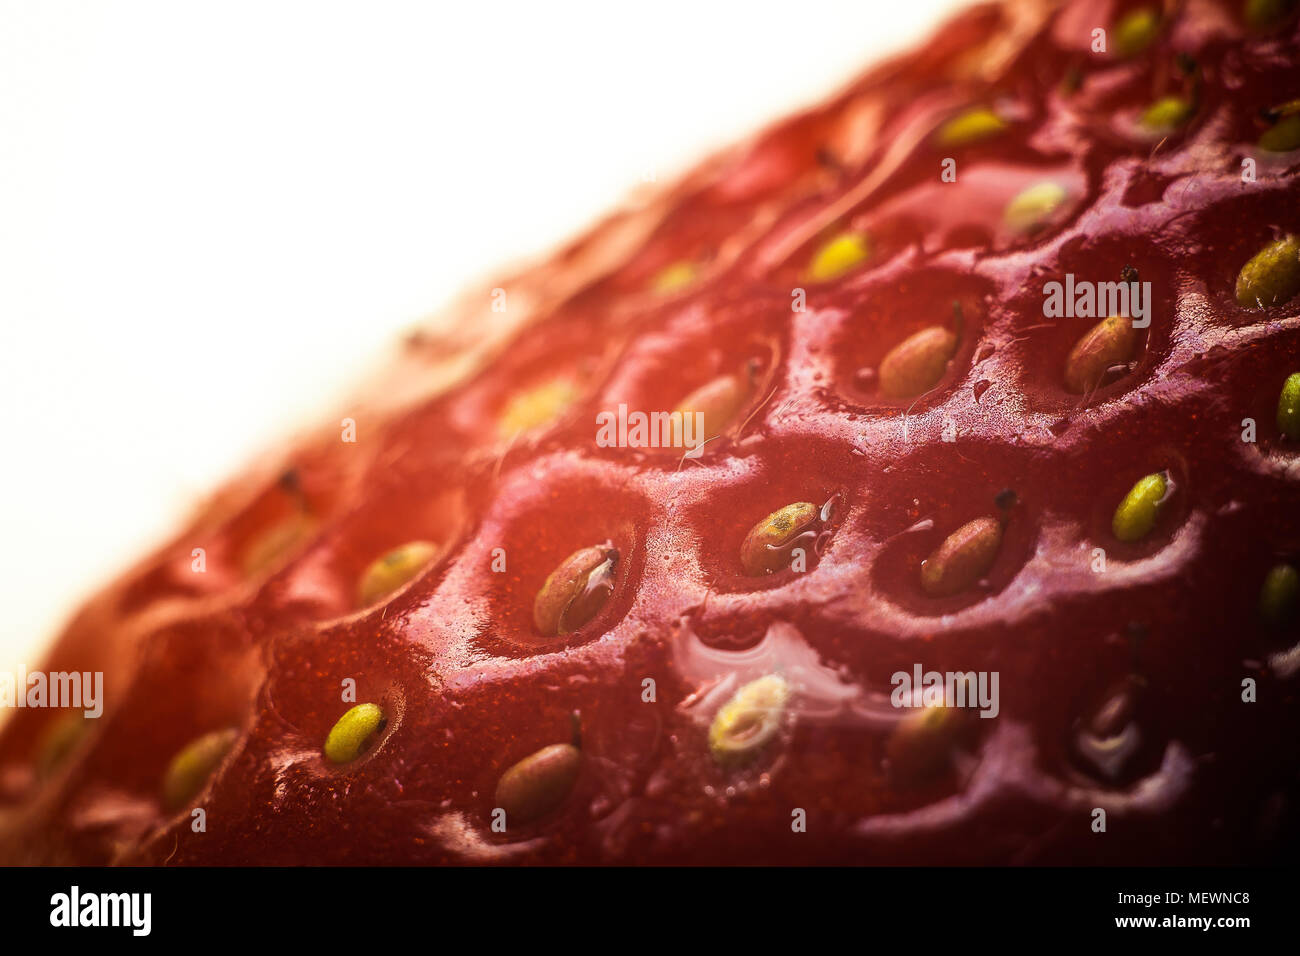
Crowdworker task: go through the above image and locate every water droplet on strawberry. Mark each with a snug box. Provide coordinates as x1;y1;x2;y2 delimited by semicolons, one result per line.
852;366;878;392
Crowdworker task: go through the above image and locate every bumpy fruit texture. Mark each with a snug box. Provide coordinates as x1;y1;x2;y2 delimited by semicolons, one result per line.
1;0;1299;865
887;704;968;781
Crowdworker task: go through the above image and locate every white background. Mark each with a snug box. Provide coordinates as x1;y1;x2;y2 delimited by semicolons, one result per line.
0;0;959;673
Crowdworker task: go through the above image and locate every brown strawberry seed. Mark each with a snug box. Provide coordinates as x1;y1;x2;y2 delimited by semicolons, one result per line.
494;742;582;824
708;674;791;767
879;326;959;399
533;543;619;637
1236;235;1300;308
673;362;757;443
920;516;1003;597
1063;315;1137;394
740;502;819;576
1277;372;1300;440
887;704;966;780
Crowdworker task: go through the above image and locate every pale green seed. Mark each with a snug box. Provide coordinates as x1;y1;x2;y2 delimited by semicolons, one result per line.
934;107;1007;148
708;674;790;766
1112;472;1169;542
162;728;239;811
1139;96;1193;133
1278;373;1300;439
806;232;870;282
1260;563;1299;625
1003;181;1068;234
357;540;440;606
324;703;385;764
36;713;87;779
1259;113;1300;152
1236;236;1300;308
1114;7;1161;57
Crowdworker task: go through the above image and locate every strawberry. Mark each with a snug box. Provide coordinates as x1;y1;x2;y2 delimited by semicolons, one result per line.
2;0;1299;865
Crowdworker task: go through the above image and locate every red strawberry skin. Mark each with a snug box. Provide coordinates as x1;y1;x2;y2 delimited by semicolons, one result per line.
2;0;1299;865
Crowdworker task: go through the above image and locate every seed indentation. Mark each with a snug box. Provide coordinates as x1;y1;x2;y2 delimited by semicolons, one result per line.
498;378;579;440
